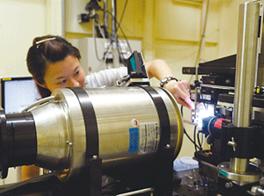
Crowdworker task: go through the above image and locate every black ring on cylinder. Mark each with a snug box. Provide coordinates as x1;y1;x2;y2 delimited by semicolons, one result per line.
0;111;8;178
139;86;171;153
69;88;99;159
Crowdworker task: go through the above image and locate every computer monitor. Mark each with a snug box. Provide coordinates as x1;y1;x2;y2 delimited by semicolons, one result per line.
0;77;41;113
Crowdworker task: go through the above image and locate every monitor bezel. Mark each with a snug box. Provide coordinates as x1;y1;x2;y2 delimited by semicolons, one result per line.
0;76;37;111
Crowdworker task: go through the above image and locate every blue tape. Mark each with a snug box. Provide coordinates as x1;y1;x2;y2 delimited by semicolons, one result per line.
129;127;139;153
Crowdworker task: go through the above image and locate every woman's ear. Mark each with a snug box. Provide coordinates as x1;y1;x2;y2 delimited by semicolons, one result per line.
33;78;47;89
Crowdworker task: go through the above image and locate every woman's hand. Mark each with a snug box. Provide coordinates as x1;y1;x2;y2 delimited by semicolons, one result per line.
163;80;194;110
145;59;194;109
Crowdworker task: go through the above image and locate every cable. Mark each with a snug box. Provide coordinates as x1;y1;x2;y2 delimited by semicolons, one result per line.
100;40;115;67
102;9;132;53
184;128;201;150
193;125;198;152
197;131;203;149
116;0;128;32
188;0;210;84
93;15;105;62
89;2;132;68
92;14;116;66
95;19;106;39
116;37;126;65
180;105;202;151
180;105;184;117
101;9;133;67
84;1;130;68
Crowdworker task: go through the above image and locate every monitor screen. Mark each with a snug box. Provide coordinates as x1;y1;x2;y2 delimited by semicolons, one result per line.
1;77;41;113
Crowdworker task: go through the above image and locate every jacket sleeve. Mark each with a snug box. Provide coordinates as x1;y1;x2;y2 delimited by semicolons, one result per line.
85;67;127;88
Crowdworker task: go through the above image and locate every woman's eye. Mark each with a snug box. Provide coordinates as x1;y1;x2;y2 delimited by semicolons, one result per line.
57;79;67;85
74;70;80;76
61;79;67;84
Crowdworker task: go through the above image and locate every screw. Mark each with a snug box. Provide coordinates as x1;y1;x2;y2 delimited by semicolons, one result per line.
225;182;233;189
66;140;73;146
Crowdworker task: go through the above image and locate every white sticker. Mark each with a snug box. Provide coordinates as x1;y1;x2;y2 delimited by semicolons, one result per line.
200;94;211;101
139;122;160;153
130;118;140;127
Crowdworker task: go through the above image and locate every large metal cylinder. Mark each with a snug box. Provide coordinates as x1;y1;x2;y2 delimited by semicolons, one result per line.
0;86;183;180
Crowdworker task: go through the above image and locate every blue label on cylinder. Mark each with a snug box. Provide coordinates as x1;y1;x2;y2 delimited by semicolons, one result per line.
129;127;139;153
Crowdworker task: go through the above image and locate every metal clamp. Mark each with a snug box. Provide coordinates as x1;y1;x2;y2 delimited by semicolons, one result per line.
22;96;55;112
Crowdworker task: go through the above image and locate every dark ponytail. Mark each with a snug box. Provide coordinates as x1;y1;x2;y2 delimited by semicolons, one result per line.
26;35;81;97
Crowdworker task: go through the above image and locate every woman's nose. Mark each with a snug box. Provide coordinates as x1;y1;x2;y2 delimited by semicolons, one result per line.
69;78;80;87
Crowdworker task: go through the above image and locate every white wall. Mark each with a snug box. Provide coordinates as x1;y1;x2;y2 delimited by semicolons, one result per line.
0;0;63;77
0;0;63;185
65;0;92;34
217;0;243;58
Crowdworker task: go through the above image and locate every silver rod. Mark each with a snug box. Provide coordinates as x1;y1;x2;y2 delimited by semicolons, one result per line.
230;158;248;173
257;1;264;85
256;187;264;195
103;0;108;31
116;188;154;196
233;1;261;127
111;0;119;67
111;0;117;41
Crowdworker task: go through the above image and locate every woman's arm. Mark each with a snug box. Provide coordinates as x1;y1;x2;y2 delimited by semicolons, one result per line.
145;59;194;109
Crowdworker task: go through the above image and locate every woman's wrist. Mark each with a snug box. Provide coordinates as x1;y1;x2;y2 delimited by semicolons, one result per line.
160;76;178;87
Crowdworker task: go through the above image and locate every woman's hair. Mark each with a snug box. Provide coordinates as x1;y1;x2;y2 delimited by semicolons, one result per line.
26;35;81;97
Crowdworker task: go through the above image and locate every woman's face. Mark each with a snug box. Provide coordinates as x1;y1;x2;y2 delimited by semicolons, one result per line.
43;55;85;91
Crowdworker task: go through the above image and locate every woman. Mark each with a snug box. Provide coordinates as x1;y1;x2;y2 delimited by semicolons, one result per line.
27;35;193;108
22;35;193;180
